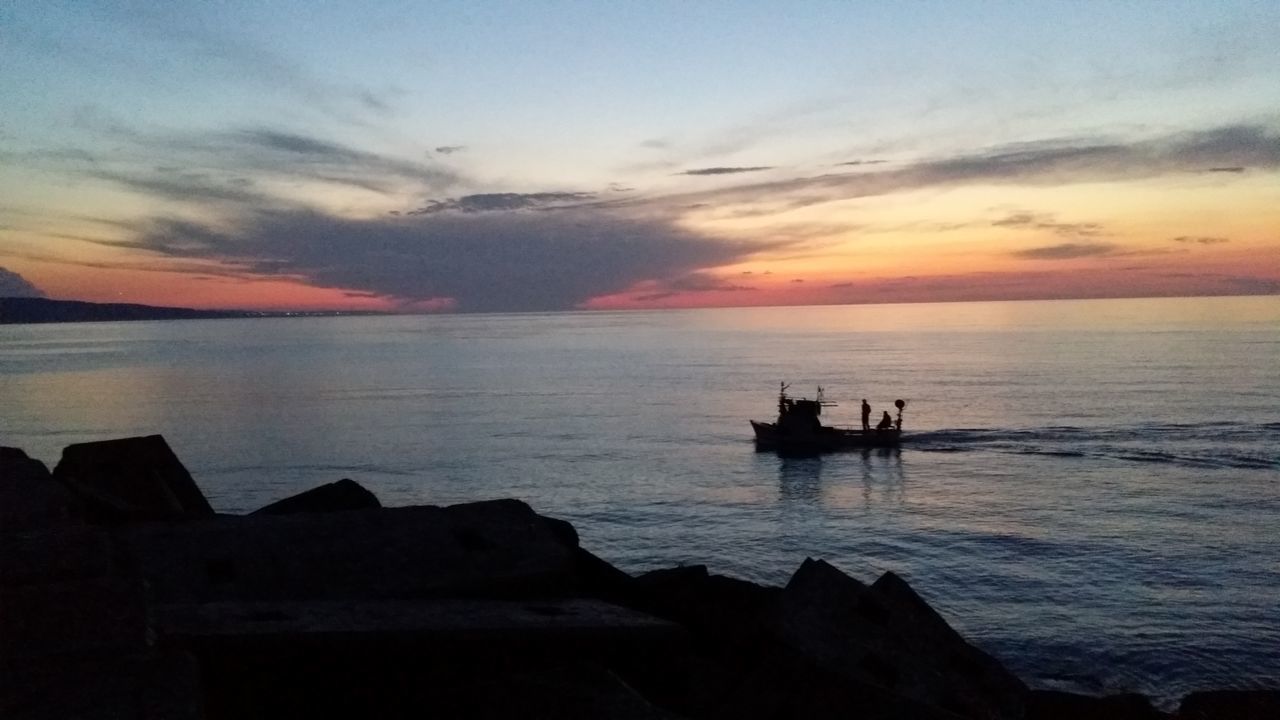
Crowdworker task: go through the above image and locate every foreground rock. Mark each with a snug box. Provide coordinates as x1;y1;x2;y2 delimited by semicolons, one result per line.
51;435;213;523
251;477;381;515
1177;690;1280;720
1;447;202;720
775;558;1028;719
1027;690;1168;719
4;435;1275;719
120;499;585;603
0;447;80;531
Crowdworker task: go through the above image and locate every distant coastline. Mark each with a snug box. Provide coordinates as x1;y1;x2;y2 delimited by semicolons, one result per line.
0;296;386;325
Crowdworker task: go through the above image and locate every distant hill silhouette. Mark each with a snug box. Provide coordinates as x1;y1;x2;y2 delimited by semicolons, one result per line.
0;297;376;324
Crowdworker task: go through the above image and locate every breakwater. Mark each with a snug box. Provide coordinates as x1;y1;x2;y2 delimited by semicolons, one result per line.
2;435;1275;719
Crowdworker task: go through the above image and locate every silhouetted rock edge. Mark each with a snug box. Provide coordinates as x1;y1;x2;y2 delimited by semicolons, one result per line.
4;435;1276;719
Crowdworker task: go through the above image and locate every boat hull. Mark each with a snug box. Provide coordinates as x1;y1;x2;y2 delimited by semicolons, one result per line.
750;420;901;454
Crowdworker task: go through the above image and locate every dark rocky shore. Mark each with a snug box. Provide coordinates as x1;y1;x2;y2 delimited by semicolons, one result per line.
3;436;1276;719
0;297;386;324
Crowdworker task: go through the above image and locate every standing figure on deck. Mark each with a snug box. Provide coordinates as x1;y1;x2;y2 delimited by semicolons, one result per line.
861;399;871;431
877;411;894;431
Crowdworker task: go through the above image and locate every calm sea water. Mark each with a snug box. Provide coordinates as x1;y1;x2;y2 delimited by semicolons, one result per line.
3;296;1278;703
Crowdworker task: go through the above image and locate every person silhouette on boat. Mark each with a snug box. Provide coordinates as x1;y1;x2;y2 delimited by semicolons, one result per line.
861;399;871;431
877;411;893;431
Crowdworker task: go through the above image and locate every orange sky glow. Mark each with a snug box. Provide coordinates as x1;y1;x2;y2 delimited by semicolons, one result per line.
2;4;1278;313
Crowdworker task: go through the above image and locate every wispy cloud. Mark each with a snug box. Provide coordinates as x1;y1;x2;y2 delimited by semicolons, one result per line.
1172;235;1230;245
434;145;466;155
910;124;1279;184
1012;242;1118;259
629;272;757;301
655;92;865;165
19;6;396;130
1158;272;1280;293
679;166;774;176
821;272;1062;304
1222;276;1280;293
665;273;755;292
407;192;597;215
992;211;1106;237
8;249;261;280
0;147;98;167
668;123;1280;213
89;169;262;205
42;119;458;206
212;128;454;191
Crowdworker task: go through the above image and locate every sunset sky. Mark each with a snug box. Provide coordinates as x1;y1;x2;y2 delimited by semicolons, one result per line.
2;1;1278;312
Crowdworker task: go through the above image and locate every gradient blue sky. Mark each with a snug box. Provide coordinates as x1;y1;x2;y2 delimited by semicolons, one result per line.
3;1;1278;310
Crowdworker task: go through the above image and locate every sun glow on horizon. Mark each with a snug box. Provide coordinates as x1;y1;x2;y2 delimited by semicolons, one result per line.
2;2;1278;313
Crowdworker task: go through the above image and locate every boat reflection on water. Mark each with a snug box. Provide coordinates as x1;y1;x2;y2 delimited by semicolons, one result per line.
777;456;823;503
859;446;905;506
775;446;906;506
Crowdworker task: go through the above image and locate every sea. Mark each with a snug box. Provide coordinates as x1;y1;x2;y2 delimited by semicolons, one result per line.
3;295;1278;704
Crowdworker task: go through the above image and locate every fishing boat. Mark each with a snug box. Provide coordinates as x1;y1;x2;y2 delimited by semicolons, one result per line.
750;383;904;454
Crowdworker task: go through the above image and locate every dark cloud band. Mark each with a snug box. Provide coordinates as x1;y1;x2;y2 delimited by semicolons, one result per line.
128;207;776;312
